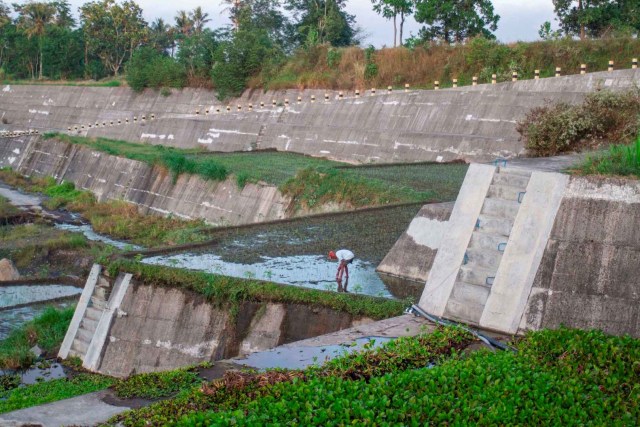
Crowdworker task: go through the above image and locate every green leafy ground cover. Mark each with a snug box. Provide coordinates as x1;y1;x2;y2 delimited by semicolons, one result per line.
575;138;640;178
180;328;638;426
112;367;203;399
0;373;114;414
105;327;473;426
0;306;74;370
107;260;405;321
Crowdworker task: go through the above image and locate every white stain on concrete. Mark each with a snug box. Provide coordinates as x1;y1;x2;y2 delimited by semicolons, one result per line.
201;201;233;213
323;139;379;147
43;98;55;106
383;101;399;105
28;109;49;115
154;339;218;357
141;133;172;140
565;177;640;203
12;148;20;154
406;217;447;249
2;85;11;92
207;128;258;136
7;156;16;164
198;138;214;144
319;150;330;154
465;114;516;123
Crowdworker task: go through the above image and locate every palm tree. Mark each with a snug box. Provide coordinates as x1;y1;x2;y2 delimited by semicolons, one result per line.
190;6;211;34
174;10;193;36
14;1;57;80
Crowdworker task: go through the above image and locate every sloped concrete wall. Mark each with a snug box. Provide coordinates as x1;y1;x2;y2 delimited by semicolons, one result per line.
97;280;373;377
376;202;453;282
519;176;640;337
1;136;290;225
3;69;639;163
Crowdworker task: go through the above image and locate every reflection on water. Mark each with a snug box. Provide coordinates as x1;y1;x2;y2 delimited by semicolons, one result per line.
143;253;392;298
54;223;142;250
0;361;67;386
0;285;81;309
234;336;392;370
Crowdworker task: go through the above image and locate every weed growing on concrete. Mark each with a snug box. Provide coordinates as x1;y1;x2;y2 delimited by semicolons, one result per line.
0;306;75;370
574;138;640;178
0;373;113;414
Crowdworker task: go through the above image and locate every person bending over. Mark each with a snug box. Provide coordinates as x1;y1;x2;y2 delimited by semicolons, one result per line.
328;249;354;292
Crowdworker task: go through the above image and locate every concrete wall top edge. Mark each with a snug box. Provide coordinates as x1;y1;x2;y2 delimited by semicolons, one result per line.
566;175;640;203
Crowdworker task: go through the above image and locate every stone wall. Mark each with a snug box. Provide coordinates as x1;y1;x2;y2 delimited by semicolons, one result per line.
97;280;372;377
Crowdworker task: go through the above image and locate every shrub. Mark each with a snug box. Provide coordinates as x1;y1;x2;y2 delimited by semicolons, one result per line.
126;47;186;92
517;89;640;156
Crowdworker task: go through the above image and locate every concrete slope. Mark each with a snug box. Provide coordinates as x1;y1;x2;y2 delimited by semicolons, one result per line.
2;69;639;164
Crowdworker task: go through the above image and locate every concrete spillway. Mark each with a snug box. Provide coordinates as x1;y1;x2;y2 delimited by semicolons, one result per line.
2;69;639;164
393;165;640;337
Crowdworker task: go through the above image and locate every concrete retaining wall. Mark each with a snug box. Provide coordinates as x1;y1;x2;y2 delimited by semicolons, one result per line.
1;136;290;226
95;278;373;377
2;69;639;163
376;202;453;282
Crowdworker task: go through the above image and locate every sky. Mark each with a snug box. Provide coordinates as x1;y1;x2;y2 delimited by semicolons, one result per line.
61;0;558;47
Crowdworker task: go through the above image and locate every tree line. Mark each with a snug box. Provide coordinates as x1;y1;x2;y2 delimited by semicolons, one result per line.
0;0;638;98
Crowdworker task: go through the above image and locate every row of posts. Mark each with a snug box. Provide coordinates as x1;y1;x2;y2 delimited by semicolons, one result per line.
0;129;39;138
67;114;156;132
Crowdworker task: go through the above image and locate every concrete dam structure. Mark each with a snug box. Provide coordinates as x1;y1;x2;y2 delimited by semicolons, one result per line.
400;164;640;338
2;69;639;164
59;265;375;378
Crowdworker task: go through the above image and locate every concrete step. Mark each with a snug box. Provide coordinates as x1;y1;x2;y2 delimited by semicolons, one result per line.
76;327;94;343
449;280;491;306
492;172;531;188
487;184;527;202
90;296;107;310
80;317;98;331
469;230;508;251
84;306;103;322
72;338;89;355
444;298;485;325
481;198;521;219
496;167;532;177
67;348;81;359
458;264;498;287
465;248;503;270
93;286;109;300
476;215;514;237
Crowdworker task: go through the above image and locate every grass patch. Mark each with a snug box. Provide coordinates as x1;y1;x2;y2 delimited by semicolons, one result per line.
0;373;114;414
113;366;203;399
0;195;19;218
105;326;472;426
574;138;640;178
130;327;636;427
0;169;207;247
106;259;405;321
0;306;75;370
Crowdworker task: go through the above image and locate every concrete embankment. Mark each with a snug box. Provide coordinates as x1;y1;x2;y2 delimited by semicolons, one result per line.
0;135;290;226
59;265;381;378
2;69;639;163
388;165;640;337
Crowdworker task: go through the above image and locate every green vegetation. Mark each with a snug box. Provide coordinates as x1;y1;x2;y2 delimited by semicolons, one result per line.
106;327;472;426
107;259;405;321
0;194;18;217
0;306;74;370
575;138;640;178
0;373;114;414
517;89;640;156
113;367;203;399
0;169;207;247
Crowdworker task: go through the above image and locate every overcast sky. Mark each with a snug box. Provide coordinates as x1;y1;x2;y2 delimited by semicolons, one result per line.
61;0;558;47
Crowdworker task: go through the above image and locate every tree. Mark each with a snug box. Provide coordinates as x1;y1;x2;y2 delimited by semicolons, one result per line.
371;0;413;47
174;10;193;35
553;0;639;39
191;6;211;34
13;1;58;79
414;0;499;44
0;1;11;28
286;0;357;46
80;0;148;76
538;21;562;41
149;18;174;54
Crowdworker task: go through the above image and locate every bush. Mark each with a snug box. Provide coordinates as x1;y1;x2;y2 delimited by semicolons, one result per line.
517;89;640;156
126;47;186;92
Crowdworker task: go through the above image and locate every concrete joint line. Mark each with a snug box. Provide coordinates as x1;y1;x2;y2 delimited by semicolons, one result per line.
83;272;132;372
59;264;101;359
419;164;495;316
480;172;569;334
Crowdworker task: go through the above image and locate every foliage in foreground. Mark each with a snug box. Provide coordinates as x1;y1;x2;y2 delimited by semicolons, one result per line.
107;260;405;321
0;373;113;414
113;367;203;399
105;327;473;426
178;328;639;426
517;89;640;156
575;138;640;178
0;306;74;370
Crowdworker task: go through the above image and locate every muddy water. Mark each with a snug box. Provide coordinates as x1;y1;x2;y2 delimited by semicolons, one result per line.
0;299;76;340
234;336;392;370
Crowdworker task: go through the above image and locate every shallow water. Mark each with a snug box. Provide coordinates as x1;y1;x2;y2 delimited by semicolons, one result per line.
0;299;75;340
143;253;393;298
0;361;68;386
54;223;143;250
0;285;81;310
234;336;392;370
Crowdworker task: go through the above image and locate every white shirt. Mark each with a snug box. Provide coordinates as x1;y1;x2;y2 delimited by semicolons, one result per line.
335;249;354;261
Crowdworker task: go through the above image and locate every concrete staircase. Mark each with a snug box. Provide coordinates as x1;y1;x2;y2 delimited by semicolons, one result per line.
443;167;531;324
67;278;111;359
